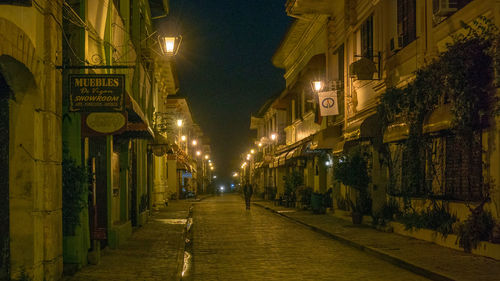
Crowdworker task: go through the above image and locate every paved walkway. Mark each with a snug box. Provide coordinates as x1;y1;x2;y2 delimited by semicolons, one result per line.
64;200;194;281
189;194;428;281
253;200;500;281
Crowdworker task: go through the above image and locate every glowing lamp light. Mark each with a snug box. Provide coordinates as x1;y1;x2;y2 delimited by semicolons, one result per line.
271;133;277;141
250;149;255;154
161;36;183;55
205;155;209;160
165;37;175;53
312;80;324;92
196;151;201;156
177;119;183;127
210;166;214;170
181;135;186;141
258;143;262;147
192;140;197;146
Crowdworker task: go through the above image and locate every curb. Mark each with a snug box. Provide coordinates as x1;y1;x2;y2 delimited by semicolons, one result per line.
254;202;455;281
176;204;194;281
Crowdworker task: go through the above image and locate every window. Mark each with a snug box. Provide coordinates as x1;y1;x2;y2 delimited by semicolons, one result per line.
445;133;483;201
0;0;31;5
397;0;416;47
360;16;373;58
433;0;473;17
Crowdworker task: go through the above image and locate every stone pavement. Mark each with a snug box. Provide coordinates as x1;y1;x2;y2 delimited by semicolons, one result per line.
253;200;500;281
63;199;195;281
189;194;429;281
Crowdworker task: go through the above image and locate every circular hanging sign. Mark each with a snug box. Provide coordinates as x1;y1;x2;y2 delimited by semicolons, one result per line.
86;112;126;134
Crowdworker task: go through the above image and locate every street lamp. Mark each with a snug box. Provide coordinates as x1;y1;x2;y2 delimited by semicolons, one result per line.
177;119;183;127
196;150;201;156
250;149;255;154
270;133;277;141
311;80;324;92
192;140;197;146
160;36;182;56
205;155;209;160
181;135;187;142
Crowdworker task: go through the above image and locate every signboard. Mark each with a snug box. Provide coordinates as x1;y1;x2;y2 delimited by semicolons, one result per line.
318;90;339;116
69;74;125;112
82;112;127;137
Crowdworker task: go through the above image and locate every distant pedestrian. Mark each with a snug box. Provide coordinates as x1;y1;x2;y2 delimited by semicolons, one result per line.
243;183;253;210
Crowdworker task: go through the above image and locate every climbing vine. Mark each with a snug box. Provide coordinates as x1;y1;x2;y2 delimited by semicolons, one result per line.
378;16;499;203
377;16;499;251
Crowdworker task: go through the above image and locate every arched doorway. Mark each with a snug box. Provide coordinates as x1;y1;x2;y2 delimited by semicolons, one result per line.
0;72;10;280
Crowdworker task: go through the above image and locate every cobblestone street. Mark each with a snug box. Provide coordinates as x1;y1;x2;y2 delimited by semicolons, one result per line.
65;201;191;281
189;194;429;281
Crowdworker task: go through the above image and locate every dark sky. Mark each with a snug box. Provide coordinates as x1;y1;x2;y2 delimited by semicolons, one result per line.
165;1;291;181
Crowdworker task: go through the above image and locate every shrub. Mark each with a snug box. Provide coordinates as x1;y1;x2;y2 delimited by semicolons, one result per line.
457;207;494;252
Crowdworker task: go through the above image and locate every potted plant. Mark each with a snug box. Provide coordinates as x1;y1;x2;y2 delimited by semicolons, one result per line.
333;149;372;224
283;171;303;208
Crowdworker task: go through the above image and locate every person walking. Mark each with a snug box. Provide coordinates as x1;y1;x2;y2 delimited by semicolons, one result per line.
243;182;253;210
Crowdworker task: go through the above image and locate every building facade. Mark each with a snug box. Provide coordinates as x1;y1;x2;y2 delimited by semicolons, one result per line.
249;0;500;256
0;0;63;279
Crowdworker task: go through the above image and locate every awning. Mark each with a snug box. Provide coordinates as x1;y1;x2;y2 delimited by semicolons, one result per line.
150;133;169;156
423;104;452;134
286;147;299;160
118;93;154;139
333;140;345;155
383;122;409;143
383;105;453;143
177;161;189;171
310;125;342;150
344;113;381;142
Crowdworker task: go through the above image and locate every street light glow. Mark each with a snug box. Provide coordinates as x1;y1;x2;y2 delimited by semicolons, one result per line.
192;140;197;146
196;151;201;156
271;133;277;141
177;119;183;127
250;149;255;154
258;142;262;147
181;135;186;141
312;80;324;92
164;37;176;54
205;155;209;160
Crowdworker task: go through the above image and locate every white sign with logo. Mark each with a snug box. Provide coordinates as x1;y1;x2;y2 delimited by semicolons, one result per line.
318;90;339;116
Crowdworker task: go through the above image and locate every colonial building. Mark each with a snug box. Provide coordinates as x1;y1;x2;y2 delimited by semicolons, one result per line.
250;0;500;257
164;96;209;198
0;0;63;279
60;0;179;272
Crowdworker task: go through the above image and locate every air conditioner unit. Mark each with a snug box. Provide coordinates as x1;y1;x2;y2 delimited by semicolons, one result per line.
433;0;457;16
390;36;403;52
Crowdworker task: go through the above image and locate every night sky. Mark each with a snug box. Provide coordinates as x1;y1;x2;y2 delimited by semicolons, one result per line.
165;1;291;182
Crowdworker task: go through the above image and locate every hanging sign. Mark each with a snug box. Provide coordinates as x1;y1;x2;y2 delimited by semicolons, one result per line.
318;90;339;116
69;74;125;112
81;112;127;136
